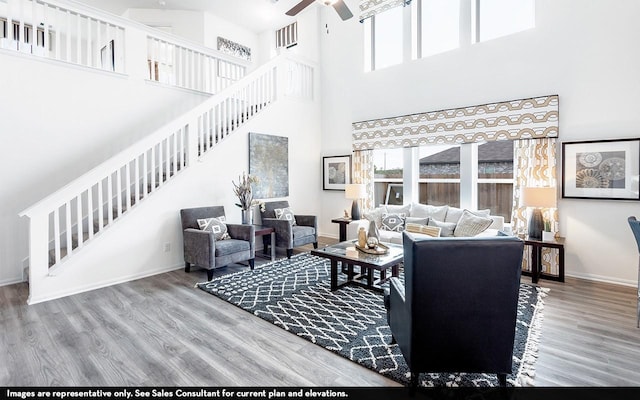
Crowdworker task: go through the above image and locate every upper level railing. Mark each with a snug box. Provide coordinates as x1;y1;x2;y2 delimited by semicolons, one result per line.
0;0;249;90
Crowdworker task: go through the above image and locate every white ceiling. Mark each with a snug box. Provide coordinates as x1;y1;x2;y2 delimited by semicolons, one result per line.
76;0;306;33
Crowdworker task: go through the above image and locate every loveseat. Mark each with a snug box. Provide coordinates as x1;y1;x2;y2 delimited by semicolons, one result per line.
346;202;506;244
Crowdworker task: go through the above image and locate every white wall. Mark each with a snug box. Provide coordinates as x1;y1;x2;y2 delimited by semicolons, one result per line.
25;96;322;304
0;50;209;287
318;0;640;286
124;9;205;44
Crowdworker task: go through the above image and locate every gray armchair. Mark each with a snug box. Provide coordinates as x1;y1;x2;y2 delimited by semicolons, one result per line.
180;206;255;280
386;232;524;388
260;200;318;258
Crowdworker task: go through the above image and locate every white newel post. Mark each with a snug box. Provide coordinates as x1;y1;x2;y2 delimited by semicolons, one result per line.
24;211;50;304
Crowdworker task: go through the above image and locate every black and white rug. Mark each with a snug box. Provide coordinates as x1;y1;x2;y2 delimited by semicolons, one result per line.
197;253;546;387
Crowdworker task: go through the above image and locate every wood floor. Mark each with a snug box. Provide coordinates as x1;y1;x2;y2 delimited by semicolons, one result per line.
1;237;639;386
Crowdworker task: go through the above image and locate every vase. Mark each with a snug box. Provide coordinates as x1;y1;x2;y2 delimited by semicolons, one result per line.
241;208;253;225
367;219;379;242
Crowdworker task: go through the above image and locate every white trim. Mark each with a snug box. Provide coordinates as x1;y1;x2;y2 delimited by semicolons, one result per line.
565;271;637;288
27;262;184;305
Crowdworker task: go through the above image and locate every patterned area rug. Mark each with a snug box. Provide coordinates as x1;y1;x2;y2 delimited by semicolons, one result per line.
197;253;547;387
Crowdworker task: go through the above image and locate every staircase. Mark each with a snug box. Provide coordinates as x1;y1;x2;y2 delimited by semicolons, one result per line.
14;1;316;304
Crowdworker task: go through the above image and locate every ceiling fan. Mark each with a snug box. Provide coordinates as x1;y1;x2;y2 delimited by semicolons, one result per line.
286;0;354;21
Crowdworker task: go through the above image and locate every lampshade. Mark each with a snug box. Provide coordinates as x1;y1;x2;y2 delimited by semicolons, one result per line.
521;187;557;208
345;183;366;199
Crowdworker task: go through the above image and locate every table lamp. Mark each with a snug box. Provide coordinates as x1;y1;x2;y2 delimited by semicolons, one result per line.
345;183;366;220
521;187;557;239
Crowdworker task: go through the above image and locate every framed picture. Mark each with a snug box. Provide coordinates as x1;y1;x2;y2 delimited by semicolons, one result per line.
562;138;640;200
385;184;403;205
249;132;289;198
323;155;351;190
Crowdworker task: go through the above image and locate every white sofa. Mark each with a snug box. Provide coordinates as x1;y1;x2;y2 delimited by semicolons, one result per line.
346;202;507;245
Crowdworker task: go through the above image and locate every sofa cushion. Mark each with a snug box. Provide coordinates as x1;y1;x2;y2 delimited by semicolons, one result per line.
292;225;315;239
445;207;491;224
381;213;406;232
453;210;493;237
274;207;297;226
428;219;457;237
411;202;448;221
406;223;441;237
214;238;250;256
385;204;411;216
197;217;230;240
405;216;428;226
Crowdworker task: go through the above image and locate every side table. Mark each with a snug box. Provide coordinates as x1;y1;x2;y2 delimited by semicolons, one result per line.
254;225;276;262
522;236;565;283
331;217;352;242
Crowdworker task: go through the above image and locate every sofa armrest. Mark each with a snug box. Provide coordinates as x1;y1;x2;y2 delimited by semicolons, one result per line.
489;215;504;230
183;228;215;268
227;224;255;253
346;219;370;241
295;214;317;228
261;218;294;248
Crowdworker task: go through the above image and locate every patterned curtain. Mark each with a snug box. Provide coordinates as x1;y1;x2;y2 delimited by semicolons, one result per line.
359;0;412;22
352;150;374;211
512;138;560;275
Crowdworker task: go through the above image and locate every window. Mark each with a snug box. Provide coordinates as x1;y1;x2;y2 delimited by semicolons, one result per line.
418;144;461;207
477;141;514;222
373;148;404;206
364;5;404;71
417;0;460;58
473;0;535;43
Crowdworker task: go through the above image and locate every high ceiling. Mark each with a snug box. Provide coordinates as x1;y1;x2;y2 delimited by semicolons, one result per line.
76;0;303;33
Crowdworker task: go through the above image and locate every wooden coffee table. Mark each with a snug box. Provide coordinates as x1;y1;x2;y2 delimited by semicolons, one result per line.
311;240;404;292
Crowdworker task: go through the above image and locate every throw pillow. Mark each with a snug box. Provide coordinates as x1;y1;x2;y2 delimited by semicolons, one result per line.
363;206;387;229
405;223;441;237
411;202;449;221
453;210;493;237
428;219;457;237
197;217;230;240
381;213;406;232
274;207;297;225
445;207;491;224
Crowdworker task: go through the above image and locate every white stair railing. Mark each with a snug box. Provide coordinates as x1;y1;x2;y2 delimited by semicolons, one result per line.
0;0;126;72
0;0;249;89
147;34;246;94
19;55;314;294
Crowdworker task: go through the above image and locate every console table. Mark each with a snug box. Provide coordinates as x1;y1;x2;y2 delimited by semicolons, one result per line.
331;217;352;242
522;236;565;283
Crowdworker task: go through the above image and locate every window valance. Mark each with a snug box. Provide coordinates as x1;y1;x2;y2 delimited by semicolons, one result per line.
351;95;559;151
359;0;412;22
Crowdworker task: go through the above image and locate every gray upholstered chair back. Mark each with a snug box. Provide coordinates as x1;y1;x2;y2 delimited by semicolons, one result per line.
180;206;226;230
261;201;290;219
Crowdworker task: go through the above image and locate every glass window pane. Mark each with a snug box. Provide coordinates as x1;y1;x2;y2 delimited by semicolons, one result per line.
374;6;403;70
421;0;460;57
477;141;514;222
478;0;535;42
373;148;404;206
419;144;460;207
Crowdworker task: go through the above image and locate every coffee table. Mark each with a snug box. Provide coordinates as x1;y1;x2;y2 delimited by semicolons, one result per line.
311;240;404;292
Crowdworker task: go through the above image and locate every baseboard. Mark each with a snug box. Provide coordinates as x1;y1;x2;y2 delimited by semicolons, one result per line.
26;263;184;305
565;271;636;288
0;276;26;288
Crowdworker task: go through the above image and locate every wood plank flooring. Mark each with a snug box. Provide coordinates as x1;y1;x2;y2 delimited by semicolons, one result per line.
0;237;639;386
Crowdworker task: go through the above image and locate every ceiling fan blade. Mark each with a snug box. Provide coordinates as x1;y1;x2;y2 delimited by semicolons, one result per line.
286;0;316;16
332;0;353;20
